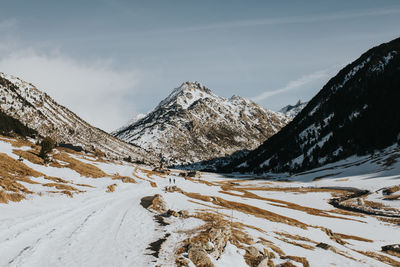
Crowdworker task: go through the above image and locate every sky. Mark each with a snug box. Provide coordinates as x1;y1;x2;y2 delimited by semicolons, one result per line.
0;0;399;132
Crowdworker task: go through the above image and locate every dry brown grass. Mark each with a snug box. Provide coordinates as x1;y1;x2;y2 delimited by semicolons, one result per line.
383;194;400;200
53;152;107;178
259;237;285;257
219;189;363;222
132;169;159;187
75;183;95;188
183;192;213;202
0;177;34;195
383;249;400;258
13;149;44;165
275;237;315;250
356;250;400;266
42;183;79;191
274;231;317;244
0;152;44;201
335;233;373;243
220;184;348;194
0;136;37;148
0;190;25;203
377;217;400;225
183;190;309;229
44;176;69;183
279;262;297;267
47;190;74;197
106;184;117;192
281;255;310;267
0;152;88;202
358;200;399;213
112;175;136;184
139;168;166;179
93;149;106;159
383;185;400;195
328;208;365;217
0;152;43;179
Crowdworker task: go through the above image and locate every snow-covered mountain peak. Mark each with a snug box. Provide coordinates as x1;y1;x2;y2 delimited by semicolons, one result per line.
158;81;217;110
114;82;289;165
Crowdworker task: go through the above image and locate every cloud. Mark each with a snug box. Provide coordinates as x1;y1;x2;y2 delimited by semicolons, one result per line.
159;8;400;33
251;67;339;102
0;18;17;31
0;50;141;132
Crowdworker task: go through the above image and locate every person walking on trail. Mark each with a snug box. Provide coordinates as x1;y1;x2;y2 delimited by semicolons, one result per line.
173;178;175;184
169;178;171;184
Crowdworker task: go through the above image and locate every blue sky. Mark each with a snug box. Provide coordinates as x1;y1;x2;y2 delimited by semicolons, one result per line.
1;0;400;131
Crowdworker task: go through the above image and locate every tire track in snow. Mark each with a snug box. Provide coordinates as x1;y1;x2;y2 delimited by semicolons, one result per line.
0;187;159;267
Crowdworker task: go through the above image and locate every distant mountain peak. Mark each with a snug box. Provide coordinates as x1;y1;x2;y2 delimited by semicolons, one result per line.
279;100;308;119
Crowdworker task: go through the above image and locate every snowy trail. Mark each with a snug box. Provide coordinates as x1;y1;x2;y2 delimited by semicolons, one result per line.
0;185;160;267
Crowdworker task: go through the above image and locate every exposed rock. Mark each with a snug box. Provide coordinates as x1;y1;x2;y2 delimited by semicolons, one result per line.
382;185;400;195
244;246;267;267
166;209;179;217
188;223;232;261
188;247;214;267
246;246;262;257
316;242;332;250
188;170;201;178
165;185;182;193
382;244;400;256
178;210;189;218
147;194;167;213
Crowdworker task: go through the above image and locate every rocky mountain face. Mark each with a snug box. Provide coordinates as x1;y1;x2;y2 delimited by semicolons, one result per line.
227;37;400;174
279;100;308;120
113;81;289;165
0;72;156;164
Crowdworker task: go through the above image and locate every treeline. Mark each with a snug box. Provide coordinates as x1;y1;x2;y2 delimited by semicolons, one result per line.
0;109;37;137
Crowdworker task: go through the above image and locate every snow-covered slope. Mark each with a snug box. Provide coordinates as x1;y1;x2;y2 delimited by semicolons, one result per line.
114;81;289;165
1;135;399;266
228;37;400;174
0;72;156;164
279;100;308;120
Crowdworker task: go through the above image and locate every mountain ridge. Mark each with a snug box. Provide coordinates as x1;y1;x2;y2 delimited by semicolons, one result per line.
0;72;157;164
226;36;400;174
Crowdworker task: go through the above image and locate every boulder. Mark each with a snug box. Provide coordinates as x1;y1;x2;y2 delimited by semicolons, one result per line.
382;244;400;253
188;223;232;260
316;242;331;250
148;194;167;213
188;247;214;267
246;246;262;257
178;210;189;218
188;170;201;178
